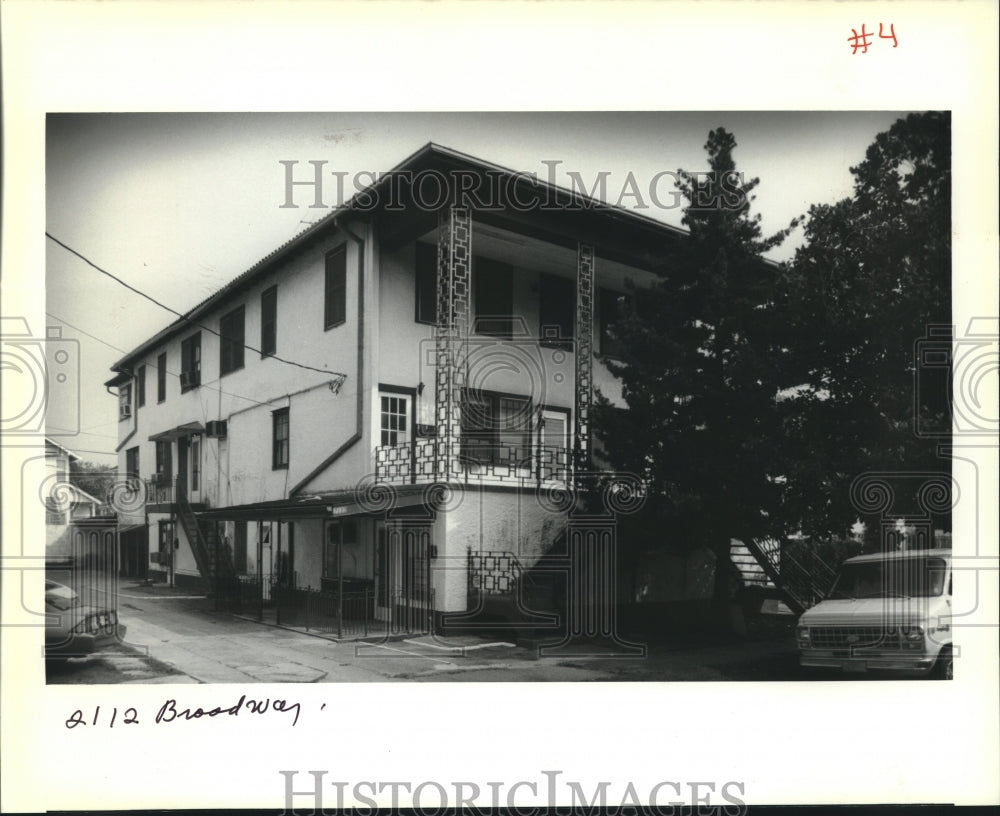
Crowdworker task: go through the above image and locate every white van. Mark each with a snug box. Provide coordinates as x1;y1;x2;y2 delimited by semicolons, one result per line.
797;548;952;678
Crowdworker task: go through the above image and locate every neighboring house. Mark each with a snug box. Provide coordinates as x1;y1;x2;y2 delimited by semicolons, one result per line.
44;437;112;560
105;143;689;634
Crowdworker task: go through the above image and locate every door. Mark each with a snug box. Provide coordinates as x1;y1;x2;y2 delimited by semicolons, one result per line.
176;437;188;498
374;520;432;631
538;408;570;481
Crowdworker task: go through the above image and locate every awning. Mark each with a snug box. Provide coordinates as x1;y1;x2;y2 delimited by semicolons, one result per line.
148;421;205;442
195;484;432;522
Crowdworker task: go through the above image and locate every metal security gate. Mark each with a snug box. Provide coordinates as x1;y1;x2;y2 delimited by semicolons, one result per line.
376;521;433;634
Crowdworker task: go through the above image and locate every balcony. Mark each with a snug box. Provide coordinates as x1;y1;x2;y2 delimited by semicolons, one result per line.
375;439;571;486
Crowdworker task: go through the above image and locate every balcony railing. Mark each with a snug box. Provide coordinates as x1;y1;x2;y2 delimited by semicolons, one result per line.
375;440;571;486
145;475;176;505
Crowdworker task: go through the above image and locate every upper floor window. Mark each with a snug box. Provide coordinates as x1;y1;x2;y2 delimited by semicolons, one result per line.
324;247;347;330
261;286;277;357
460;389;532;467
272;408;289;469
380;394;410;447
180;332;201;391
155;440;172;481
539;273;575;348
599;288;629;359
118;382;133;421
136;365;146;408
473;256;514;338
220;305;245;376
415;242;438;325
125;446;140;480
157;352;167;402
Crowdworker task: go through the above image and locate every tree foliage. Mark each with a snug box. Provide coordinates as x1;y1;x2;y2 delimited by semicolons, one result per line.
777;111;951;538
594;113;952;610
594;127;799;609
69;459;116;504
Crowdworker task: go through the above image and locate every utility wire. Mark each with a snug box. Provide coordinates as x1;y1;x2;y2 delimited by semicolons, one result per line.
46;233;349;381
46;311;274;408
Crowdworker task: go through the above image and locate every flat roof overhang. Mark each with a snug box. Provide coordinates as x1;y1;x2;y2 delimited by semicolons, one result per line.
195;485;432;522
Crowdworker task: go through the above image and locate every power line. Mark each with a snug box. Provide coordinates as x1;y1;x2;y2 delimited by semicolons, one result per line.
47;233;349;381
47;310;274;409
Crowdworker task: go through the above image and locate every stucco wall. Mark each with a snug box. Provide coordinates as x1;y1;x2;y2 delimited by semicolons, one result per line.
432;485;568;612
115;230;364;508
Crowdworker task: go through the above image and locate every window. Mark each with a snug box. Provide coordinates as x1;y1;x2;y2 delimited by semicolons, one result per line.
324;519;359;579
272;408;289;469
125;447;140;480
324;247;347;329
473;256;514;338
191;436;200;492
415;242;437;324
539;274;575;348
220;305;245;375
460;390;532;467
380;395;410;446
599;288;629;358
118;382;132;421
155;440;172;481
136;365;146;408
157;352;167;403
180;332;201;390
261;286;277;357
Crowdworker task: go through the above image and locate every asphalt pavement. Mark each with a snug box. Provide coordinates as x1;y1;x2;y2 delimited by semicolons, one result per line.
48;580;805;684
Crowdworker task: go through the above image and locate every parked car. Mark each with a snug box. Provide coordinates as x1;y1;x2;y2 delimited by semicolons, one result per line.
797;549;952;678
45;579;125;659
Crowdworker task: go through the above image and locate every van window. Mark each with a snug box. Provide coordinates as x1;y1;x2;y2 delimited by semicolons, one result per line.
828;556;948;599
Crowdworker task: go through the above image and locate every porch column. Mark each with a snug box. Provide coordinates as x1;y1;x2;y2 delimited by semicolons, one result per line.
434;206;471;481
574;243;595;485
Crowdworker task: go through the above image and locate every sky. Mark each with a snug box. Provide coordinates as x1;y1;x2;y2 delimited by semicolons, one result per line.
45;111;908;465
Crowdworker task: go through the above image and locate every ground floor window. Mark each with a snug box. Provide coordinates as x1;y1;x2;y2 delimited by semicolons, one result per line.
324;518;360;579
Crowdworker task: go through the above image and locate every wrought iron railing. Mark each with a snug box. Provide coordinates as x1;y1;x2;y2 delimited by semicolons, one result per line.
145;475;176;505
218;572;433;639
375;440;571;485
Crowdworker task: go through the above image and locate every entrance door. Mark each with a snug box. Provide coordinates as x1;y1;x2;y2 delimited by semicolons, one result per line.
374;520;432;632
176;437;188;498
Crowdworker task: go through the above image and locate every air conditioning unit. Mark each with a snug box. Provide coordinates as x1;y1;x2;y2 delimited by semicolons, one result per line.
206;420;228;439
119;405;132;420
180;370;200;389
416;423;437;438
150;552;161;564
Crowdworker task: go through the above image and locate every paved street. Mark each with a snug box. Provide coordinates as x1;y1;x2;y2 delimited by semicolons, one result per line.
48;581;813;684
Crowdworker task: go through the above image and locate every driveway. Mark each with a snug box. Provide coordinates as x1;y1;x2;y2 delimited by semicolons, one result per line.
48;581;805;684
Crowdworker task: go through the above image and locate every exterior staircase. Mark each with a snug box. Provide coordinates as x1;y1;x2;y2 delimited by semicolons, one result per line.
739;537;837;616
175;492;238;595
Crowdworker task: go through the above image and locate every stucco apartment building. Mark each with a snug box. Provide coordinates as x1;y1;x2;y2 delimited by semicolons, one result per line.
107;144;685;635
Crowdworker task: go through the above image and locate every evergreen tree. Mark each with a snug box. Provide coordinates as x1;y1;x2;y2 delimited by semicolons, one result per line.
595;128;798;627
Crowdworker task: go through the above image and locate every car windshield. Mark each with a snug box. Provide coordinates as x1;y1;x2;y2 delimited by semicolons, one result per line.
827;557;949;599
45;581;80;611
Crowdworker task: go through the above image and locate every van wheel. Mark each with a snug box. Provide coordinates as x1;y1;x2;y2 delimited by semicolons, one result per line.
933;647;953;680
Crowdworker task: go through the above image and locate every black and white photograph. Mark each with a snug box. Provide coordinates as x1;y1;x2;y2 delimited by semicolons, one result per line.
2;2;997;813
40;110;957;686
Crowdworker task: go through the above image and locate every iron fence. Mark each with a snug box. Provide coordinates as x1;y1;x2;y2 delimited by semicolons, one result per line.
218;573;433;639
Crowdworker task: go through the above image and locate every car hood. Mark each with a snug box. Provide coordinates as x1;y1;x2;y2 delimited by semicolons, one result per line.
799;598;945;626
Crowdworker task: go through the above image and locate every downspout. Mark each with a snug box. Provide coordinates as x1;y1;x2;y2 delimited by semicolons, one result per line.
289;218;366;496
